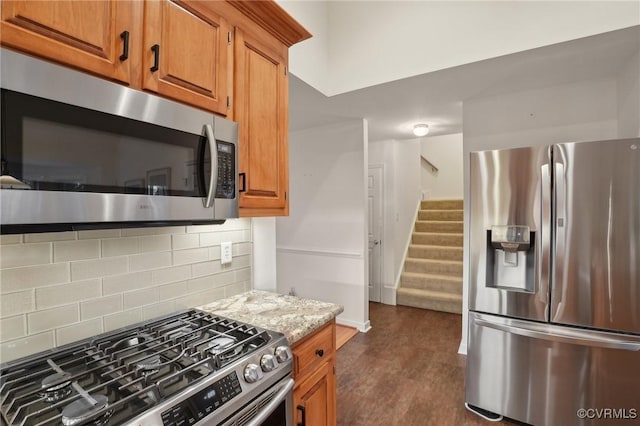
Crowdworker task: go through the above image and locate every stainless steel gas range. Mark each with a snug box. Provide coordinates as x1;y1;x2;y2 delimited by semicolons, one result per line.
0;309;294;426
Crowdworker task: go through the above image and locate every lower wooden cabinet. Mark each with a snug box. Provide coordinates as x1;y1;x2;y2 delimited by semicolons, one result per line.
292;321;337;426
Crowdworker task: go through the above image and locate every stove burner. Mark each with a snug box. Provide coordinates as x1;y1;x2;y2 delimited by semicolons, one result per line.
112;333;150;351
61;394;113;426
207;337;236;355
39;372;72;402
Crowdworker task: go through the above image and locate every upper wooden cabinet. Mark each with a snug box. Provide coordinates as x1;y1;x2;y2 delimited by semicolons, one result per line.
143;1;229;116
234;26;289;216
1;0;311;217
0;0;141;85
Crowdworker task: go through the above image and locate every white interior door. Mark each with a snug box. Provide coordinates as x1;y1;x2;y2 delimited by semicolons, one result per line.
368;166;383;302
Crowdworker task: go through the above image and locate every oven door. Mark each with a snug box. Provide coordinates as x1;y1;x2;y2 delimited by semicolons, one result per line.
218;376;294;426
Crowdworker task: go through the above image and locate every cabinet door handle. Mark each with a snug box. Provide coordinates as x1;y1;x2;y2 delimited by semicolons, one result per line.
150;44;160;72
119;31;129;61
239;173;246;193
315;349;324;357
297;405;306;426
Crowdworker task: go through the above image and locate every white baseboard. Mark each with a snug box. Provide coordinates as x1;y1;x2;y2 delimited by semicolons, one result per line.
336;317;371;333
382;286;396;305
458;338;467;355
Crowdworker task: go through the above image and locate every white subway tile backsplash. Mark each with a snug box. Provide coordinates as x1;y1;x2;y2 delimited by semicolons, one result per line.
158;281;188;300
209;246;221;260
235;267;251;282
24;232;77;243
129;251;172;272
81;295;123;320
0;315;27;341
0;331;54;363
121;226;186;237
191;261;222;278
71;257;128;281
104;308;142;332
1;291;35;317
200;230;247;247
103;271;152;295
143;301;175;320
0;235;22;245
27;304;79;334
173;248;208;266
140;235;171;253
102;237;139;257
0;263;69;293
56;318;103;346
233;242;252;256
172;234;200;250
175;288;224;310
35;279;101;309
0;243;51;268
124;287;159;309
0;223;253;362
54;239;100;262
151;265;191;286
78;229;121;240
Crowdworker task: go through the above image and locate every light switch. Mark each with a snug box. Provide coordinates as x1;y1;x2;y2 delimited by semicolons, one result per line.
221;242;232;265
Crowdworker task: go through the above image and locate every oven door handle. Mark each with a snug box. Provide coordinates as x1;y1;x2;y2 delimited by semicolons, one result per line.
246;378;295;426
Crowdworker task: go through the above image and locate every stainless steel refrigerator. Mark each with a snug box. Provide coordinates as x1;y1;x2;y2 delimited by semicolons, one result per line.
465;138;640;425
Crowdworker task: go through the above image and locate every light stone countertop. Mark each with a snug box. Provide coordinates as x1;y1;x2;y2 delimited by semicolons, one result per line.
197;290;344;345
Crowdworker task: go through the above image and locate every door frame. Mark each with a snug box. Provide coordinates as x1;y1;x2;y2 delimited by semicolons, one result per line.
367;164;384;303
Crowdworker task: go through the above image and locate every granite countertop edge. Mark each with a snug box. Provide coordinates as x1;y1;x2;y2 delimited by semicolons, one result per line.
197;290;344;345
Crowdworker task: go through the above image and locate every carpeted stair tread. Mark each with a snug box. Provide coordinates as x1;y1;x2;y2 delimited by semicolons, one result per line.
421;199;463;210
401;271;463;294
404;258;463;276
396;288;463;314
418;210;463;221
412;232;463;246
408;244;463;261
415;221;463;233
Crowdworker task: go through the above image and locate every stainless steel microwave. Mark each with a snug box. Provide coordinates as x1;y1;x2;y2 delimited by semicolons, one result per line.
0;49;238;234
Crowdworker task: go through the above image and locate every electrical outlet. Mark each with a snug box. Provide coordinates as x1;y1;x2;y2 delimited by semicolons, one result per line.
221;242;232;265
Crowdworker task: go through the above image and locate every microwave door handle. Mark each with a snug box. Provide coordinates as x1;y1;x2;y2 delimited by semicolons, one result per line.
203;124;217;208
246;378;294;426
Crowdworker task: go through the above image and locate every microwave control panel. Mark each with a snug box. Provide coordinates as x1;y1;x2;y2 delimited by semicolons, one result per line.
216;141;236;199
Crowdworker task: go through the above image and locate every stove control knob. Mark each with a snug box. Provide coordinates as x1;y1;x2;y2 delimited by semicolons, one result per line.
260;354;279;372
243;364;263;383
274;346;292;363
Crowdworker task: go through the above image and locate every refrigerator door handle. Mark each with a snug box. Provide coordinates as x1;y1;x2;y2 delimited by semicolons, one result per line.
551;146;567;320
475;317;640;351
540;156;552;314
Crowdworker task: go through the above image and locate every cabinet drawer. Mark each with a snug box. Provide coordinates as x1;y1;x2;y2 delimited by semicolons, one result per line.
293;321;335;381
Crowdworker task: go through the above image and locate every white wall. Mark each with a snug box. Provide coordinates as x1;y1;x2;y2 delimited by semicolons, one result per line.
276;120;370;331
617;50;640;138
459;77;620;354
369;138;421;305
276;0;329;94
324;1;638;95
420;133;463;200
252;218;277;292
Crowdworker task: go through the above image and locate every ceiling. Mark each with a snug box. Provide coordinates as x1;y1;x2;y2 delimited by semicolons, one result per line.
288;26;640;142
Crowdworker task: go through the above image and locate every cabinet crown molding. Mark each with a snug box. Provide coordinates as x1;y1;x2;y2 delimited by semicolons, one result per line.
228;0;311;47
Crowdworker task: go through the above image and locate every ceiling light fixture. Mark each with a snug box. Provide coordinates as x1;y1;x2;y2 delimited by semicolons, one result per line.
413;123;429;137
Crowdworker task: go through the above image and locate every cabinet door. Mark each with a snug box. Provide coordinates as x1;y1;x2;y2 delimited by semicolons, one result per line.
234;27;289;216
143;0;228;116
294;359;336;426
1;0;139;84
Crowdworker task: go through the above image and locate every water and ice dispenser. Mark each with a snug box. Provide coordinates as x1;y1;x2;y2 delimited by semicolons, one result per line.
485;225;535;292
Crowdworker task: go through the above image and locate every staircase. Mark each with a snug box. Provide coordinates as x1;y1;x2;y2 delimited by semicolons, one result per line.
396;199;463;314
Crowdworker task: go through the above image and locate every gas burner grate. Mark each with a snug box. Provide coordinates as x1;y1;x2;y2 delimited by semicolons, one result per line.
0;310;273;426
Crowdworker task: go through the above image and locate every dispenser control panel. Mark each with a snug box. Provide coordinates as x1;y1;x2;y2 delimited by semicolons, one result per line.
491;226;530;251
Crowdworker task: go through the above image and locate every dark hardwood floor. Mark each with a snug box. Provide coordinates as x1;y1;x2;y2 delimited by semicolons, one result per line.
336;302;517;426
